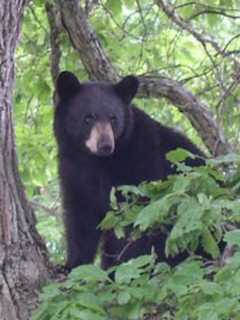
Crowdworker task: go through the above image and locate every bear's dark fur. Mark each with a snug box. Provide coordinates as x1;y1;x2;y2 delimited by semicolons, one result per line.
54;71;205;270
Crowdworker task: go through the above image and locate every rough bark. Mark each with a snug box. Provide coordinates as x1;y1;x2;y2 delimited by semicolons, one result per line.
59;0;118;82
46;0;62;85
0;1;50;319
58;0;231;156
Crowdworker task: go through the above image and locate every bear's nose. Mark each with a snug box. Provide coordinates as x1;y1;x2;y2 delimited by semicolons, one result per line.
97;141;113;156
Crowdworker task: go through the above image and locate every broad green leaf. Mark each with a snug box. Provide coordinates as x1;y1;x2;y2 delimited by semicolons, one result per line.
135;193;183;230
72;309;106;320
166;260;204;296
99;211;118;230
75;292;106;314
166;148;193;163
224;229;240;247
115;255;152;284
117;291;131;305
69;265;110;283
201;228;220;258
106;0;122;15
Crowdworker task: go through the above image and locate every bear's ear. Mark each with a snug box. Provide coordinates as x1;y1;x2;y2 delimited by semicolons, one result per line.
114;75;139;104
56;71;81;101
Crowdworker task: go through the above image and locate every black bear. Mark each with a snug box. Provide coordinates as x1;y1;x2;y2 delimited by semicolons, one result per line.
54;71;205;270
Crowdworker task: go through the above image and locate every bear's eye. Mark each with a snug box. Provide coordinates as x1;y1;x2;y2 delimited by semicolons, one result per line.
84;114;96;125
110;115;117;125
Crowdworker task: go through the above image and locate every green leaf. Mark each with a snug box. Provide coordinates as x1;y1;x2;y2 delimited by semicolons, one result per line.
75;292;106;315
199;281;222;297
115;225;125;238
117;291;131;305
115;255;152;284
99;211;118;230
105;0;122;15
224;230;240;247
207;13;220;28
69;265;110;283
110;187;118;210
123;0;135;8
172;175;191;193
135;193;182;230
74;309;106;320
166;197;204;255
201;228;220;258
220;0;233;6
166;148;193;163
197;308;219;320
166;260;204;297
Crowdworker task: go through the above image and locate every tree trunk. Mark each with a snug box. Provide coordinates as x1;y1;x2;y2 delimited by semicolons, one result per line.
0;1;50;319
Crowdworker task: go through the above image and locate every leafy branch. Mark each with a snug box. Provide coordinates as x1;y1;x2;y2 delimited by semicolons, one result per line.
155;0;240;63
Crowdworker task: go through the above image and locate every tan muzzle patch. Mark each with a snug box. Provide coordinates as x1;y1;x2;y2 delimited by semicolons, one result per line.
85;122;115;155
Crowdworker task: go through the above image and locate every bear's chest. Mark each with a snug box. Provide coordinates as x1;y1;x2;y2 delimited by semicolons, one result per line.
109;149;170;187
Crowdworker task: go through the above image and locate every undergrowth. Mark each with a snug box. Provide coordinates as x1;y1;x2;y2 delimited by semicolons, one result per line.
33;150;240;320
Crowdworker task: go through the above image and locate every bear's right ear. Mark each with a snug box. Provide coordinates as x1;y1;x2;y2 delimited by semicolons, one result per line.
56;71;81;101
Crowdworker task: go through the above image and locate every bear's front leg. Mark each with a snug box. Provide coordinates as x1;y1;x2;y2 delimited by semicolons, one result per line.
62;170;111;270
64;203;103;269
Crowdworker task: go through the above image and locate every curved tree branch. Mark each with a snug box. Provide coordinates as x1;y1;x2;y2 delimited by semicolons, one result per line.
58;0;231;156
138;76;231;156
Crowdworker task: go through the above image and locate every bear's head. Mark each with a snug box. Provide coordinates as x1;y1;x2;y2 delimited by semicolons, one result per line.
54;71;139;157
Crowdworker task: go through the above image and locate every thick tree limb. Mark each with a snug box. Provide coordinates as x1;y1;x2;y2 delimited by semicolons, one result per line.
59;0;118;82
58;0;231;156
45;1;62;85
138;76;231;156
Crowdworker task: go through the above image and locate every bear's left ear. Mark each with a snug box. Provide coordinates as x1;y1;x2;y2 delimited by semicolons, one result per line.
114;75;139;104
56;71;81;101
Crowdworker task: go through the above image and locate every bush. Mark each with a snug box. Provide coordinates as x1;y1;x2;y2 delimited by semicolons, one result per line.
33;150;240;320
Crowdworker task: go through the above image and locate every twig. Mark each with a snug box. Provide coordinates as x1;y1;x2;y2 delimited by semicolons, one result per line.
29;200;59;217
189;9;240;20
85;0;99;16
155;0;240;64
116;240;134;262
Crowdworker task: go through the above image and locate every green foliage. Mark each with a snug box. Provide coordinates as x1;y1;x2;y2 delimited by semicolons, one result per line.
33;153;240;319
101;150;231;261
33;181;64;263
15;3;55;197
36;211;64;264
33;250;240;319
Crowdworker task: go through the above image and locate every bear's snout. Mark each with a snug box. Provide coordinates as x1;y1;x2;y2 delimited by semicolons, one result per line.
97;136;114;157
85;122;115;156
